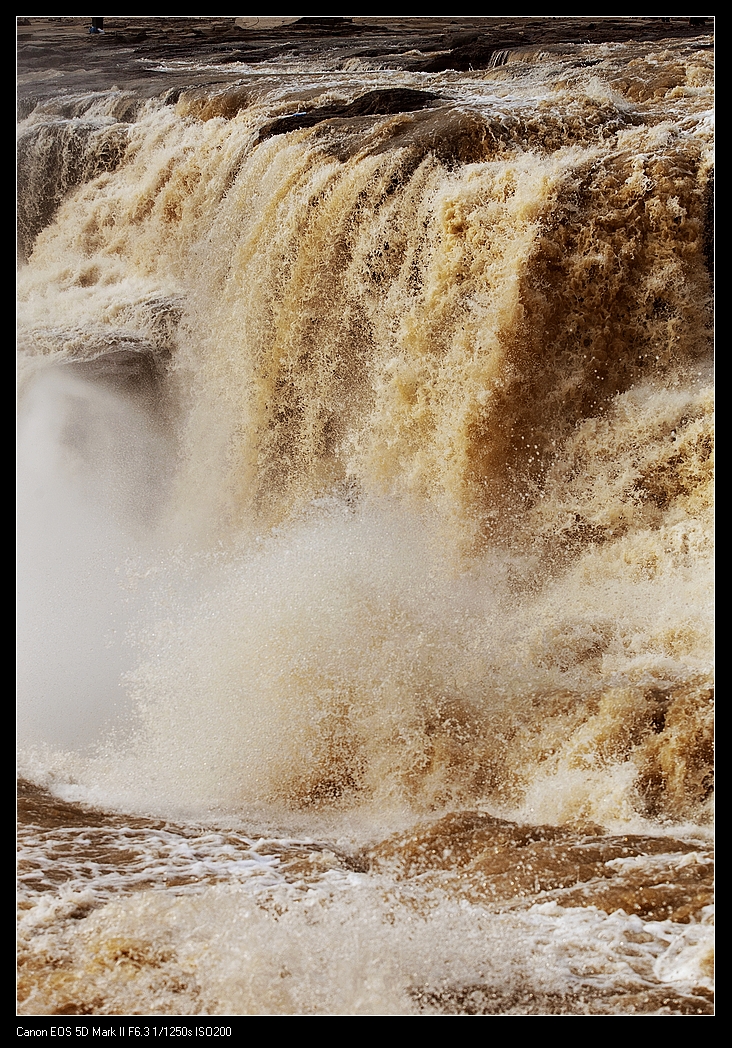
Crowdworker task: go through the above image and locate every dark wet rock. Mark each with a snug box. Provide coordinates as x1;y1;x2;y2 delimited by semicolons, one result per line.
258;88;441;141
292;17;359;36
63;345;171;400
413;33;531;73
18;19;713;105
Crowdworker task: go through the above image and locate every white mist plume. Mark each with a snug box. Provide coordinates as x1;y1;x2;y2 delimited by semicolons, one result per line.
17;368;170;751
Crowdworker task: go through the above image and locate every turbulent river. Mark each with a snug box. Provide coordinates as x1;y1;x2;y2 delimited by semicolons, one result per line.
17;17;713;1015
